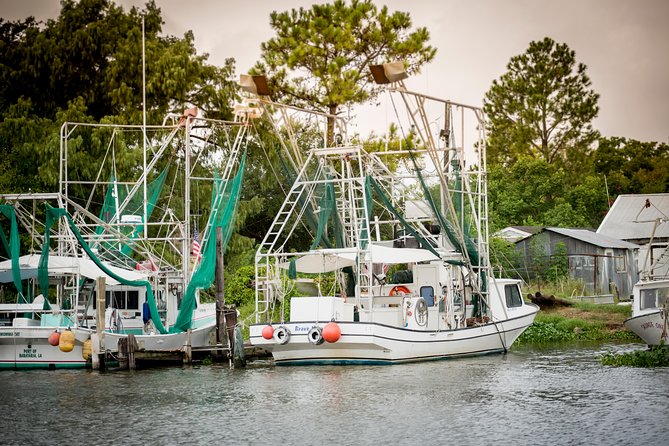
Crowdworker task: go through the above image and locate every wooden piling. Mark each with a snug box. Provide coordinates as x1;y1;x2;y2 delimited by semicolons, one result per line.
118;337;128;369
94;277;106;370
215;226;229;355
127;333;136;370
183;328;192;365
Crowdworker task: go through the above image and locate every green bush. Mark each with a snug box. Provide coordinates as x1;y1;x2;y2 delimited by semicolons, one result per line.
517;320;575;344
225;265;256;306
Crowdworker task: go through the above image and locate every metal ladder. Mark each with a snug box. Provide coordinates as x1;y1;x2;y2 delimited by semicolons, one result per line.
254;181;310;320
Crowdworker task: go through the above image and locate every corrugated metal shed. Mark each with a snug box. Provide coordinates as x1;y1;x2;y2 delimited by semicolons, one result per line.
597;194;669;241
493;225;542;243
547;227;640;249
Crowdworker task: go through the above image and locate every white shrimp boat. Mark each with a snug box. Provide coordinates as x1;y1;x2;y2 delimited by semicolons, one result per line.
624;224;669;346
246;63;539;365
0;108;249;369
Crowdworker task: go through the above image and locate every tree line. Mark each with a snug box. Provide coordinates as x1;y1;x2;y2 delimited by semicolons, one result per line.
1;0;667;278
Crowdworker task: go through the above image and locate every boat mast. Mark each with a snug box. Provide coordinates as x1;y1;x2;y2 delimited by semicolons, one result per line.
183;117;191;289
142;16;148;239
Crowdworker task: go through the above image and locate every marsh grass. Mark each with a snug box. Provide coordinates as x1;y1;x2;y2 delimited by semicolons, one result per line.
601;345;669;367
517;291;639;344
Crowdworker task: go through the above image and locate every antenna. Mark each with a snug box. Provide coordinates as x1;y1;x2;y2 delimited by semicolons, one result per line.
142;15;148;239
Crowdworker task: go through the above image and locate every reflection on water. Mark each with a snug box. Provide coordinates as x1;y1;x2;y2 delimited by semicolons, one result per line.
3;343;668;445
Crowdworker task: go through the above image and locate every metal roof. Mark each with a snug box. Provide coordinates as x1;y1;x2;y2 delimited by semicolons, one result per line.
597;194;669;241
546;227;639;249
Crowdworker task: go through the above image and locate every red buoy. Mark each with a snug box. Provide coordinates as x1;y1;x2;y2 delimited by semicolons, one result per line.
261;325;274;340
48;330;60;346
322;322;341;343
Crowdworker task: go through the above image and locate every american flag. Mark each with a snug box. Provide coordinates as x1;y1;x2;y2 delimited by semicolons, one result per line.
192;225;201;259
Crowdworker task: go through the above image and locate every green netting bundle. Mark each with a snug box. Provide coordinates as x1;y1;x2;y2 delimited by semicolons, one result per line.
171;151;247;332
0;204;27;304
365;176;440;257
94;167;168;262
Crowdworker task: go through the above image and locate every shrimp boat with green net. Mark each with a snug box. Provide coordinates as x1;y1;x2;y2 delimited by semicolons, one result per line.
0;108;249;369
247;63;539;365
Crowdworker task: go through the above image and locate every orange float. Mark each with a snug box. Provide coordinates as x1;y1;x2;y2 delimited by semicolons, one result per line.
261;325;274;340
322;322;341;343
82;339;92;360
48;330;60;346
58;328;75;352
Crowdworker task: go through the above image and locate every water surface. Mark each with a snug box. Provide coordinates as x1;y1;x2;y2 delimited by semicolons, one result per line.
3;343;668;445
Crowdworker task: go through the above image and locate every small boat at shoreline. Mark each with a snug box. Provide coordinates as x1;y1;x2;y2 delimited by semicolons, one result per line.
624;211;669;347
624;277;668;346
625;238;668;346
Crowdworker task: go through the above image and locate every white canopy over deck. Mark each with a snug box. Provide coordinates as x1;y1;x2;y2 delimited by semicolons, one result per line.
0;254;148;286
279;244;440;274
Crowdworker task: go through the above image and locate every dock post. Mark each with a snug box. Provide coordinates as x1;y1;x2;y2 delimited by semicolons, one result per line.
183;328;192;364
95;277;106;370
118;337;128;369
91;332;100;370
127;333;136;370
215;226;229;358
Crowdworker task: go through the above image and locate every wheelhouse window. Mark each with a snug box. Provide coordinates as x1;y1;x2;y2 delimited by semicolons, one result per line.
640;287;669;310
420;286;435;306
505;284;523;308
92;291;111;309
93;289;141;310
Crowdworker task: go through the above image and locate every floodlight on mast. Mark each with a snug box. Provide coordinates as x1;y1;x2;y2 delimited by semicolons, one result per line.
369;61;409;85
239;74;272;96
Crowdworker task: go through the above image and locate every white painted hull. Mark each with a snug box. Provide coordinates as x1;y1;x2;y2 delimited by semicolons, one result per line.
0;326;91;370
104;323;217;353
624;311;668;346
250;309;538;365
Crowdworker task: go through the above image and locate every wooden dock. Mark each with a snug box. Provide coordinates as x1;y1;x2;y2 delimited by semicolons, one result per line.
106;334;271;370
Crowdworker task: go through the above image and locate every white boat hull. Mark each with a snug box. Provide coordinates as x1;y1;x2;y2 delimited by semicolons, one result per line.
624;310;668;346
250;309;538;365
0;326;91;370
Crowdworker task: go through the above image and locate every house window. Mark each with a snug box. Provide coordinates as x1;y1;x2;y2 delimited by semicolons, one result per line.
615;255;626;273
505;284;523;308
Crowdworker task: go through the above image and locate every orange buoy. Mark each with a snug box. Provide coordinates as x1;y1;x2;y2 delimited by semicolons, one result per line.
59;328;75;352
322;322;341;343
261;325;274;340
48;330;60;346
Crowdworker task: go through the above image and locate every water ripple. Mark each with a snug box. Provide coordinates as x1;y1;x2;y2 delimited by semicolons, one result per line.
3;343;669;445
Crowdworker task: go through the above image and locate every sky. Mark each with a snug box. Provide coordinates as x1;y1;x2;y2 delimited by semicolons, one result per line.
1;0;668;143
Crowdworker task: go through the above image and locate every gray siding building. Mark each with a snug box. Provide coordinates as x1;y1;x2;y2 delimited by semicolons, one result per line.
514;227;638;301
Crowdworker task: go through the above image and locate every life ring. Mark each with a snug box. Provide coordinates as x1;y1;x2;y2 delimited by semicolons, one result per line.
390;285;411;296
273;325;291;345
307;326;324;345
414;298;428;326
